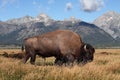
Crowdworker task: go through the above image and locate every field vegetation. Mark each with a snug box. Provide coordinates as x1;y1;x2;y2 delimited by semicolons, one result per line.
0;49;120;80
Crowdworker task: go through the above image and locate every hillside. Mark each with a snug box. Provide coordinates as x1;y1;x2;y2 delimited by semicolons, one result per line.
94;11;120;41
0;13;119;47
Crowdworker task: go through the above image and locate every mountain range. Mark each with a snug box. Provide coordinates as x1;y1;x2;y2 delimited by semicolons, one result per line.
0;11;120;47
94;11;120;41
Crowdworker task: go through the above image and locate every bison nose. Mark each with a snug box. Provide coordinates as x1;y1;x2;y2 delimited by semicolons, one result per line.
88;57;93;62
88;59;93;62
88;58;93;62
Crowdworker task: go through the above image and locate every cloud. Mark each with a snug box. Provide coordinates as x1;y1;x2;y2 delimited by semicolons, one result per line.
33;0;37;5
66;2;73;11
48;0;55;4
32;0;41;9
80;0;104;12
32;0;50;13
0;0;17;8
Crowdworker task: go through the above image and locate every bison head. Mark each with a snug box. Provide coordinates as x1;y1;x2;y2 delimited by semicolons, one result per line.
78;43;95;64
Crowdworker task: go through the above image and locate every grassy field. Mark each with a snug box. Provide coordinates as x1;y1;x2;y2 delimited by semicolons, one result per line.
0;49;120;80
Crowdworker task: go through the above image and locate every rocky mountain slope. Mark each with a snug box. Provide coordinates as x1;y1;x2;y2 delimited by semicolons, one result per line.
94;11;120;41
0;12;119;47
6;13;54;26
0;21;21;35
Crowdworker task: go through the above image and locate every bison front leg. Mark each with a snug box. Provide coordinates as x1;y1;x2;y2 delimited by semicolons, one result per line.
64;54;75;66
54;58;63;65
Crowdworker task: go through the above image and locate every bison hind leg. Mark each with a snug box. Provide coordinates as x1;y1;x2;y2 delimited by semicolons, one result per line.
24;53;30;64
30;53;36;65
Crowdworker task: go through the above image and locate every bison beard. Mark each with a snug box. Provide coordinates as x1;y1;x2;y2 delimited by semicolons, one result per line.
22;30;95;65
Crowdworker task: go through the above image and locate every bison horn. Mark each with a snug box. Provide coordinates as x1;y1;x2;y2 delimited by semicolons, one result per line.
84;44;87;51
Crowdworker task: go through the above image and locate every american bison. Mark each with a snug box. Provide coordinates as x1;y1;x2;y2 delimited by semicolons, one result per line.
22;30;95;65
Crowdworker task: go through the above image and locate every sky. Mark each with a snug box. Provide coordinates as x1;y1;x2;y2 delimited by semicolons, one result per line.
0;0;120;22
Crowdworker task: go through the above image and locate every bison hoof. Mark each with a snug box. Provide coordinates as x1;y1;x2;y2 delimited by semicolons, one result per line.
30;62;35;65
54;60;63;65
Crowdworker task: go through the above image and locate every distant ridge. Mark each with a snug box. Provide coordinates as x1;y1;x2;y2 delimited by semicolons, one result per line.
0;12;120;47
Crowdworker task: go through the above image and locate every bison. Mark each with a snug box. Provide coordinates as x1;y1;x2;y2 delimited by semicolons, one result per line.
22;30;95;65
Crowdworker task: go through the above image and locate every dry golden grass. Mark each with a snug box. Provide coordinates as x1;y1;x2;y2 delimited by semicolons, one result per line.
0;49;20;54
96;49;120;54
0;49;120;80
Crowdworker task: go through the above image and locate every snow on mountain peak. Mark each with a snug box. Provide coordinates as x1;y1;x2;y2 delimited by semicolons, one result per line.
93;11;120;39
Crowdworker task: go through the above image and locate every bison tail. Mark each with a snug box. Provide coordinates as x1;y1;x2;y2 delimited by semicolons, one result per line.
21;44;24;52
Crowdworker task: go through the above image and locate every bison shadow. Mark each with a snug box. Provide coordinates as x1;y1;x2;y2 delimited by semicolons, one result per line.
0;52;89;66
0;51;24;59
